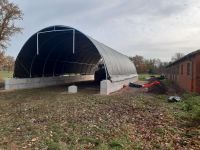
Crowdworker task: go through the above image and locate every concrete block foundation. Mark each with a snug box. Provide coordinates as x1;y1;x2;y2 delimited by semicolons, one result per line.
5;75;138;95
100;76;138;95
5;75;94;90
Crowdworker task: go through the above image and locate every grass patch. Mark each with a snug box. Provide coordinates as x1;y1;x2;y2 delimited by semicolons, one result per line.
109;141;123;149
78;137;101;147
45;140;61;150
154;127;165;136
108;135;134;150
175;93;200;122
0;71;13;79
166;91;200;143
138;74;159;81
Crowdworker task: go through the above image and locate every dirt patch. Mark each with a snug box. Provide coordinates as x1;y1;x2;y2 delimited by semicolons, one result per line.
112;86;147;96
116;78;183;96
147;78;182;95
112;80;148;96
147;79;168;94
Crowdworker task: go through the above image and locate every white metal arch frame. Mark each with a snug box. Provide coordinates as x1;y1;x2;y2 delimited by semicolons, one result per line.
37;28;75;55
14;25;137;81
29;31;72;77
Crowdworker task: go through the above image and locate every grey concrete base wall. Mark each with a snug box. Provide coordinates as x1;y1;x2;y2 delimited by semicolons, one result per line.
5;75;94;90
100;76;138;95
5;75;138;95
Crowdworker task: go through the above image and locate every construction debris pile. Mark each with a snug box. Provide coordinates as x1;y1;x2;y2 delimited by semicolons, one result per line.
129;75;168;94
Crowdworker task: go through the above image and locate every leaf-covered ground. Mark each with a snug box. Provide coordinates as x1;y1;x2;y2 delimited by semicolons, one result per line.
0;83;199;150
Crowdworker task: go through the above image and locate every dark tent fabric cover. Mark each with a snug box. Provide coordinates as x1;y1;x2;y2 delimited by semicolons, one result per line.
14;25;137;81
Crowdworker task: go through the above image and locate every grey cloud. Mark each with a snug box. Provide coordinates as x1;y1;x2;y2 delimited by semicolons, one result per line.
7;0;200;61
19;0;189;27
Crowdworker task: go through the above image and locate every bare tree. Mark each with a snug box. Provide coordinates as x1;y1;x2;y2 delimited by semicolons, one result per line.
0;50;5;68
4;55;15;71
0;0;22;67
0;0;23;48
130;55;146;73
171;53;184;62
130;55;169;74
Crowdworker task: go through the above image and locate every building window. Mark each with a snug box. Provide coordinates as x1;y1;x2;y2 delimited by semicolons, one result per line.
181;64;183;75
187;63;190;75
177;65;179;75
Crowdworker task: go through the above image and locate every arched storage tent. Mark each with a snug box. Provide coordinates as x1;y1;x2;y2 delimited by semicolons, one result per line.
7;25;138;94
14;25;137;81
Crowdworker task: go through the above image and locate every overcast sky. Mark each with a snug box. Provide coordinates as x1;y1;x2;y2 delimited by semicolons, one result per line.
8;0;200;61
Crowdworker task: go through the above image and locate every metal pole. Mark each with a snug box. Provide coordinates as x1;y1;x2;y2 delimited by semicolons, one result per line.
37;28;75;56
73;29;75;54
37;33;39;55
105;65;108;80
39;29;73;34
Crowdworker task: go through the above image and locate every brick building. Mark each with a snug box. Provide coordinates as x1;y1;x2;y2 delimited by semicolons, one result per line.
165;50;200;94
